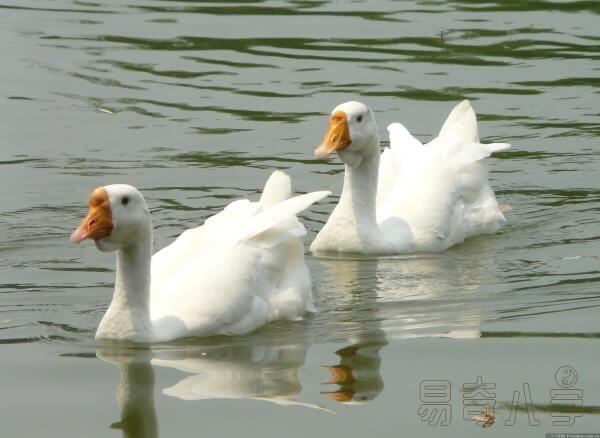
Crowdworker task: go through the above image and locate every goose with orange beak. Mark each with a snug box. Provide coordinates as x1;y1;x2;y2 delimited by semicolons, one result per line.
71;172;329;342
310;100;510;254
71;187;113;244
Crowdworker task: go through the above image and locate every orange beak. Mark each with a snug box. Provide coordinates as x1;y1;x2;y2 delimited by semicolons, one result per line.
70;187;113;243
321;365;356;385
314;111;352;158
321;389;355;403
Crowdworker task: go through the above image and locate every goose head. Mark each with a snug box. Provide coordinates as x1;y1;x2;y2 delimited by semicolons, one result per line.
314;101;379;167
71;184;151;252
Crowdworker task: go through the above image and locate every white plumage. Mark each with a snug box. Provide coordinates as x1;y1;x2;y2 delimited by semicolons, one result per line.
71;171;329;342
311;100;509;254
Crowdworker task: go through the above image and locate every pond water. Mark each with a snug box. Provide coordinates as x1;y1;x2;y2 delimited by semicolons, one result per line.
2;0;600;436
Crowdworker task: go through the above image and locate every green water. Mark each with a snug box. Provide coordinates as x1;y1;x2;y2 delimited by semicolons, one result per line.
2;1;600;436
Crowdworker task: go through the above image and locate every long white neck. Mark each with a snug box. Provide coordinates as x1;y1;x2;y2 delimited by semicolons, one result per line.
336;149;380;231
96;228;154;342
312;139;384;253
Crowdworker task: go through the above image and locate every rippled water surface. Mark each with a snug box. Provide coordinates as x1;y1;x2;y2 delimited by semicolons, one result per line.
2;1;600;436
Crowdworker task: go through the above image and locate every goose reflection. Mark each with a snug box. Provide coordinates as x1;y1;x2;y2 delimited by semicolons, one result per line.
98;348;157;438
317;257;387;404
321;341;386;404
373;251;486;340
98;331;324;437
316;248;488;403
152;340;321;409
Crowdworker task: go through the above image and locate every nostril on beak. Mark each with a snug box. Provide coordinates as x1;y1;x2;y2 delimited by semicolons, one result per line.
88;218;96;228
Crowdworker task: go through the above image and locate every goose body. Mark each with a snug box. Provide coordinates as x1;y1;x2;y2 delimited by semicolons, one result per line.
71;171;329;342
311;100;509;254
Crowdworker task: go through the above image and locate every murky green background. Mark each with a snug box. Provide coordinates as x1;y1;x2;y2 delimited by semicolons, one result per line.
2;1;600;436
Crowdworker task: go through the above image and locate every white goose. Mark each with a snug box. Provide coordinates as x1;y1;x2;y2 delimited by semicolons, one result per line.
310;100;510;254
71;171;329;342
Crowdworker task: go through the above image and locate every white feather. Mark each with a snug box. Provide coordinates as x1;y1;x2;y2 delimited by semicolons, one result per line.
84;171;328;342
312;100;509;254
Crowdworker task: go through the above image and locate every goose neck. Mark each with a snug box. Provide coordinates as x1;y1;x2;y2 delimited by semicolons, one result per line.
97;229;154;342
338;149;380;228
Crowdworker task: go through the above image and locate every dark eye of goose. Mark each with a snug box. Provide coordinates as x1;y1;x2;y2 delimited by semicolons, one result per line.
357;114;363;123
121;196;129;206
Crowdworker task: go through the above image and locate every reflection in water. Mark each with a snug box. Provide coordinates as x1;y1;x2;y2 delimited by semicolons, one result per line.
373;252;488;339
98;334;327;436
316;251;492;403
321;342;385;404
317;258;387;404
151;342;323;409
98;348;158;438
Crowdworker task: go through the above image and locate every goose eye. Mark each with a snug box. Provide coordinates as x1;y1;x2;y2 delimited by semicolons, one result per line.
121;196;129;206
357;115;363;123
